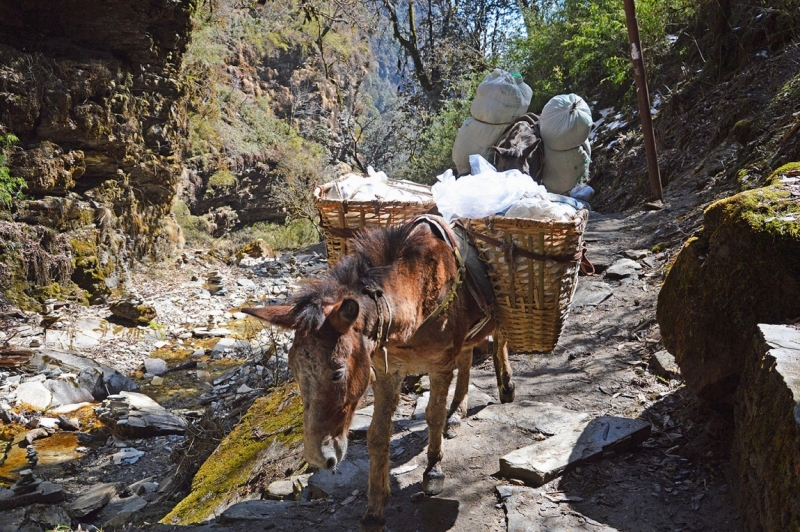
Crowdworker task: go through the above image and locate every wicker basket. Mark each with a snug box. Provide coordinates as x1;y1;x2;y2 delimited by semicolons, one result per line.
314;180;435;266
463;209;589;353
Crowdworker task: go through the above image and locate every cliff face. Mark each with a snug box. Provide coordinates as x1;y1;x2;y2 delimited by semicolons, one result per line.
0;0;193;306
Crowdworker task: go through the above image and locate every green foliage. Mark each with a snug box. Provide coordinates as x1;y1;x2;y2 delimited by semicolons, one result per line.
511;0;695;111
0;133;26;208
205;168;237;196
399;72;486;183
172;199;318;252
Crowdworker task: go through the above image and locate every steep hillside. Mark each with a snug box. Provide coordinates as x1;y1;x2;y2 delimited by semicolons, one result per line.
0;0;193;307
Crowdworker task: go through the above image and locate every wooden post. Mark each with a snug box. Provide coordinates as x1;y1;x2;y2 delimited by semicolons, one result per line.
623;0;663;201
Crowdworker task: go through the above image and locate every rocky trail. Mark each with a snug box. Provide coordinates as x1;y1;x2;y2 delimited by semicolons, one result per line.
0;177;745;531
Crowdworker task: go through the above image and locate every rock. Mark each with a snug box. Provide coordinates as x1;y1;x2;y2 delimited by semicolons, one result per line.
111;447;145;464
236;384;253;394
109;300;157;324
128;477;158;496
413;392;429;420
25;428;51;446
733;324;800;531
151;376;164;386
68;482;124;518
350;405;374;435
308;456;370;499
499;416;651;486
101;493;148;528
623;249;649;260
658;174;800;407
0;503;72;531
604;258;641;279
649;350;681;380
237;278;256;288
235;240;274;263
37;417;59;429
571;281;613;307
220;500;297;523
78;366;107;400
57;415;80;431
266;479;295;500
104;372;140;396
474;401;590;436
144;358;168;376
44;378;94;407
15;381;53;411
211;337;241;354
0;482;66;511
95;392;187;437
163;383;303;525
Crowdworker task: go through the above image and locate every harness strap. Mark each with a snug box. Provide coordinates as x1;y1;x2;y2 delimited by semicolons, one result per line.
364;283;392;373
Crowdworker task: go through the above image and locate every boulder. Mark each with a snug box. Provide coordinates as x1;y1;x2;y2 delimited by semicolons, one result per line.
162;383;303;525
732;324;800;531
109;299;157;324
95;392;187;437
143;358;168;376
15;381;53;411
44;378;94;407
68;482;124;518
658;165;800;407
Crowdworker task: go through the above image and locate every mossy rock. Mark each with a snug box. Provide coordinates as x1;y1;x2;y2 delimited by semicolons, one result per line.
235;239;274;263
657;163;800;408
109;299;157;324
162;382;304;525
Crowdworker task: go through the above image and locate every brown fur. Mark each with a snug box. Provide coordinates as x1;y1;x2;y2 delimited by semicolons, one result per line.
243;220;513;531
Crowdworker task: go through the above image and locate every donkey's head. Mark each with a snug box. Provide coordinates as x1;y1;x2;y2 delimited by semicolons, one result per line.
242;270;377;470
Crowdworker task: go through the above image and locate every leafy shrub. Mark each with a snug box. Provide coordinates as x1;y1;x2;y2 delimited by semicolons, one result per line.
0;133;25;208
510;0;695;111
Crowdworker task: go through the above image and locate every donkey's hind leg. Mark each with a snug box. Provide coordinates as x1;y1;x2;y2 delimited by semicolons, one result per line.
492;328;515;403
445;346;472;439
423;367;455;495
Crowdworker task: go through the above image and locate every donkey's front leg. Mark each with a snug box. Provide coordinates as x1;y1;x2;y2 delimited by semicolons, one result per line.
445;347;472;439
361;372;401;532
423;368;454;495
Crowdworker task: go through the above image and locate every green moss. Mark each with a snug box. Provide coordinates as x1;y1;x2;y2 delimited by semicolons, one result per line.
162;382;304;525
766;162;800;185
658;174;800;405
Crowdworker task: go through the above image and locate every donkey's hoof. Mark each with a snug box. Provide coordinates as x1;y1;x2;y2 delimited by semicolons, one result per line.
500;381;515;404
444;415;461;439
422;467;445;495
360;514;386;532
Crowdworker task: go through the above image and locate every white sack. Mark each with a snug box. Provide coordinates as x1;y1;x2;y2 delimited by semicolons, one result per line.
539;94;593;151
471;69;533;125
542;140;591;195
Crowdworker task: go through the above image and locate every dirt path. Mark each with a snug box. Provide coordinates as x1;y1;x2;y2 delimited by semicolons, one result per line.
151;200;741;532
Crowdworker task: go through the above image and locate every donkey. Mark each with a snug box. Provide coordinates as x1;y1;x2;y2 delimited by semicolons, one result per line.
243;217;514;531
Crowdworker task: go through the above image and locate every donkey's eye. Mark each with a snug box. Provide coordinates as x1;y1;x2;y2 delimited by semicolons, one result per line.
331;369;345;382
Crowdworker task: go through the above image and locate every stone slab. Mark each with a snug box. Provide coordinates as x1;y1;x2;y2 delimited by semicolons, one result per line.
44;378;94;407
349;405;374;435
500;416;651;486
571;281;613;307
308;456;370;500
474;401;590;437
605;258;642;280
68;482;124;517
0;482;66;511
221;499;299;522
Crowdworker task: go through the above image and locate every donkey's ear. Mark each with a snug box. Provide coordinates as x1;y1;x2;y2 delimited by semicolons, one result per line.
328;298;359;333
241;306;297;330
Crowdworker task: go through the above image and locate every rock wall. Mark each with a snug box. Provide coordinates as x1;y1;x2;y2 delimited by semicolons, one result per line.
0;0;193;306
657;163;800;407
733;324;800;531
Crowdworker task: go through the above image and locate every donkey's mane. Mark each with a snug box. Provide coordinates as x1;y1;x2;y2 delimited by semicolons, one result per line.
289;223;432;332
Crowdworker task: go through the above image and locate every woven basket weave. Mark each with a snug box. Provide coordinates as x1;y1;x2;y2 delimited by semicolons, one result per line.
314;180;435;266
463;209;589;353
